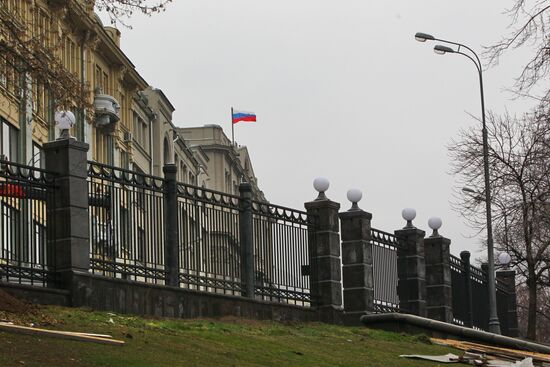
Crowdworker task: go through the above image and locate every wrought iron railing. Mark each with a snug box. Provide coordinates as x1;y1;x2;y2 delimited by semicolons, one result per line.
88;161;166;283
371;228;399;312
177;184;242;294
252;201;313;306
450;255;469;326
0;159;56;286
450;254;513;335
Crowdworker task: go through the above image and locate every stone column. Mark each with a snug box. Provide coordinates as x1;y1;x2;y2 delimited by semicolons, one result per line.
460;250;474;328
163;164;179;287
43;139;90;284
496;269;519;337
424;218;453;323
304;180;342;312
394;209;427;317
339;190;374;321
239;182;255;299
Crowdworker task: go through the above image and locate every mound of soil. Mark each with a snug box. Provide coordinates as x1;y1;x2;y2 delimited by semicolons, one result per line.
0;289;33;314
0;289;56;326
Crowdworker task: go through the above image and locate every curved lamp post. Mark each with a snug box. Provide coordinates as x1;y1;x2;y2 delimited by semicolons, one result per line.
415;32;501;334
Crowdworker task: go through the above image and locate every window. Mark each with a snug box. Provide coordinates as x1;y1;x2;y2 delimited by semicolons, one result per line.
180;162;186;183
31;143;43;168
120;207;130;252
1;203;19;261
0;57;6;87
134;165;146;209
120;150;130;170
32;220;46;265
94;129;111;164
137;227;146;263
95;65;109;94
133;112;149;150
0;120;19;162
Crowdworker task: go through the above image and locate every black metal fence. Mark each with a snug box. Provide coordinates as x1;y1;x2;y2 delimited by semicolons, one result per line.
0;160;56;286
0;154;518;326
451;254;513;335
252;201;313;306
85;162;315;306
88;162;166;283
371;228;400;312
177;184;242;294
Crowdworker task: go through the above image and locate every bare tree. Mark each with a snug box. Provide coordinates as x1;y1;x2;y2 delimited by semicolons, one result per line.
0;0;171;121
517;284;550;343
484;0;550;103
449;110;550;341
94;0;172;27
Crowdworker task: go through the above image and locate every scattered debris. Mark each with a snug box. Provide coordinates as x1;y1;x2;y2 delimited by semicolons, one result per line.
431;338;550;366
399;353;460;363
400;353;536;366
0;322;124;346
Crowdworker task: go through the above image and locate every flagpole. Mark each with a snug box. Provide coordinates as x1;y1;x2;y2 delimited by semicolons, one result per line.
231;107;234;146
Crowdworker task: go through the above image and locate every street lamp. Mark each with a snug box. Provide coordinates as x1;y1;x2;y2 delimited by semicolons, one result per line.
416;32;501;334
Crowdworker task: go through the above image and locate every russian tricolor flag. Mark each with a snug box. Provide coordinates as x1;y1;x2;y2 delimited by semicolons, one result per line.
232;110;257;124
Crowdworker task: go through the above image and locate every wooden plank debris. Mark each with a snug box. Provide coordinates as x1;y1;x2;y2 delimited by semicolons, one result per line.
431;338;550;365
0;322;124;346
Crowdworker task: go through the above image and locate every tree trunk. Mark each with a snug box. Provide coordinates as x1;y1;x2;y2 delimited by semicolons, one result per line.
527;268;538;340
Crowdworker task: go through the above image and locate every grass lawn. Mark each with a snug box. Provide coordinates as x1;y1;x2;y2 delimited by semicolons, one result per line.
0;305;456;367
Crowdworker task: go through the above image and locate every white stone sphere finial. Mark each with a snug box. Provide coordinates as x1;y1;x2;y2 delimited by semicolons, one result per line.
55;110;76;140
401;208;416;228
428;217;443;236
313;177;330;200
498;252;512;267
346;188;362;210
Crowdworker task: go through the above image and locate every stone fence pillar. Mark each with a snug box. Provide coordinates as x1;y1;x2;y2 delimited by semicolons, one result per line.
43;138;90;286
395;209;427;317
304;178;342;316
163;164;179;287
424;218;453;323
496;269;519;337
339;189;374;323
239;182;255;299
460;250;474;328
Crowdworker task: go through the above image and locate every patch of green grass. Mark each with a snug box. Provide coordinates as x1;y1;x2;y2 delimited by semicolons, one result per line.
0;306;456;367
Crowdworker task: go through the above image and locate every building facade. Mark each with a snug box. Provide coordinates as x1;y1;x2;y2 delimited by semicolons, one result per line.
177;125;266;201
0;0;264;200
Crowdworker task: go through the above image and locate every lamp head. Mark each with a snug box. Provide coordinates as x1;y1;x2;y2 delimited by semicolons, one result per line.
434;45;455;55
415;32;435;42
401;208;416;228
428;216;443;237
346;188;363;211
313;177;330;200
498;252;512;267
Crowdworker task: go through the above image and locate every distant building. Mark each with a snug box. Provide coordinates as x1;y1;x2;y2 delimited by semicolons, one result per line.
177;125;266;201
0;1;265;200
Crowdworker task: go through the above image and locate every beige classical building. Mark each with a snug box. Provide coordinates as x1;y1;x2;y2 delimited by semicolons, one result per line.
0;0;264;200
176;125;266;201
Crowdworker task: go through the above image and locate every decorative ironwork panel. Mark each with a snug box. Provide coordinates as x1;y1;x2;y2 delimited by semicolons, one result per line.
450;255;468;326
252;201;313;306
88;162;166;283
177;184;242;294
0;159;56;286
371;228;399;312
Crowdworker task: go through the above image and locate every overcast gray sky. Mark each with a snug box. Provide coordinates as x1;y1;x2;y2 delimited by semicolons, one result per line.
107;0;536;261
